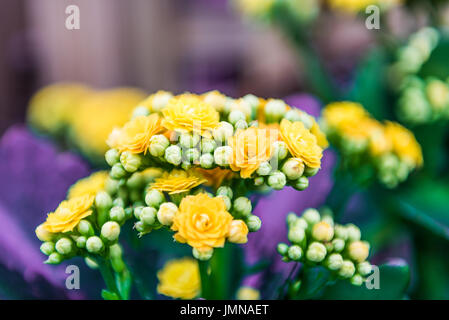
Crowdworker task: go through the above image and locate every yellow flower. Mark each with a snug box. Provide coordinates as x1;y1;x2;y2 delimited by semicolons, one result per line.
162;94;220;135
67;171;109;199
150;170;207;194
323;101;368;130
228;127;277;178
310;120;329;149
384;121;423;167
227;220;249;244
172;193;233;252
116;114;163;154
280;119;323;168
42;195;94;233
157;258;200;299
202;90;228;112
195;167;236;189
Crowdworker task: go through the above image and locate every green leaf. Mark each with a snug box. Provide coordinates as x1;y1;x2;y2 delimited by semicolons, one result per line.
101;289;120;300
320;262;410;300
291;266;332;299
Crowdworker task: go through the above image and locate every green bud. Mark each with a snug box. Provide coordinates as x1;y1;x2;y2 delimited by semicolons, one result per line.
254;177;264;186
282;158;305;180
268;171;286;190
105;149;120;166
288;226;305;244
346;224;361;241
332;238;345;252
77;220;94;236
284;109;303;122
287;245;303;261
277;243;289;256
55;238;73;255
86;236;104;254
265;99;287;122
157;202;178;226
291;217;308;229
350;274;364;286
228;110;246;125
193;248;214;261
85;257;99;269
134;221;152;234
40;242;55;256
152;91;173;112
145;189;165;208
304;166;319;177
306;242;327;262
185;148;200;163
234;119;248;130
165;145;182;165
120;151;142;173
124;207;134;219
113;197;125;208
246;215;261;232
126;172;144;189
45;252;63;264
233;197;252;217
76;236;87;248
214;146;233;166
257;161;272;176
243;94;260;109
286;212;298;225
200;138;217;154
149;134;170;157
140;207;157;225
338;260;356;278
179;133;200;148
110;163;127;179
133;206;144;220
358;262;373;276
293;176;309;190
199;153;214;169
216;186;233;199
334;225;348;240
302;208;320;225
218;195;232;211
212;121;234;142
109;206;126;223
109;243;123;259
272;141;288;160
101;221;121;242
95;191;112;209
131;106;150;118
326;253;343;271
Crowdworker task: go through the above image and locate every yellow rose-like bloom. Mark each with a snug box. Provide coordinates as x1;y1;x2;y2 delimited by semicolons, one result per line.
384;121;423;167
67;171;108;199
227;220;249;244
150;170;207;194
280;119;323;169
228;127;277;178
42;195;94;233
310;120;329;149
157;258;200;300
116;114;163;154
172;193;233;252
323;101;368;130
195;167;236;189
162;94;220;135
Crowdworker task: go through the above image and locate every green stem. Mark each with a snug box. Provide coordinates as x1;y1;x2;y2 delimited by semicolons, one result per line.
96;257;123;300
198;260;211;299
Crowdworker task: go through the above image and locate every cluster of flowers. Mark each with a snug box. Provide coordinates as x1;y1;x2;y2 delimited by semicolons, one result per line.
327;0;402;13
322;101;423;188
27;83;146;162
390;28;449;125
277;208;373;286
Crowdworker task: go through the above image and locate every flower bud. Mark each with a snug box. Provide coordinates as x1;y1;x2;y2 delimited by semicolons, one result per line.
236;287;260;300
217;195;232;211
254;177;264;186
200;138;217;154
101;221;121;242
286;212;298;225
149;134;170;157
302;208;320;225
291;217;308;230
304;166;319;177
257;161;272;176
55;237;73;255
346;224;361;241
234;119;248;130
35;224;53;242
216;186;233;199
265;99;287;122
293;176;309;190
120;151;142;173
140;207;157;225
133;206;144;220
348;241;369;263
109;243;123;259
105;177;119;195
165;145;182;165
272;141;288;160
338;260;356;278
185;148;200;163
229;110;246;125
288;226;305;244
45;252;63;264
40;242;55;256
76;236;87;248
227;220;249;244
246;215;261;232
179;133;200;148
334;225;348;240
85;257;99;269
109;206;126;223
282;158;305;180
277;243;289;256
233;197;252;217
306;242;327;262
214;146;233;166
323;253;343;272
199;153;214;169
312;221;334;242
193;247;214;261
110;163;127;179
105;149;120;166
113;197;125;208
357;261;373;276
350;274;364;286
213;121;234;142
95;191;112;209
145;189;165;208
134;221;152;235
268;171;287;190
288;245;303;261
157;202;178;226
86;236;104;254
77;220;94;236
284;109;303;122
131;105;150;118
332;238;345;252
152;91;173;112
